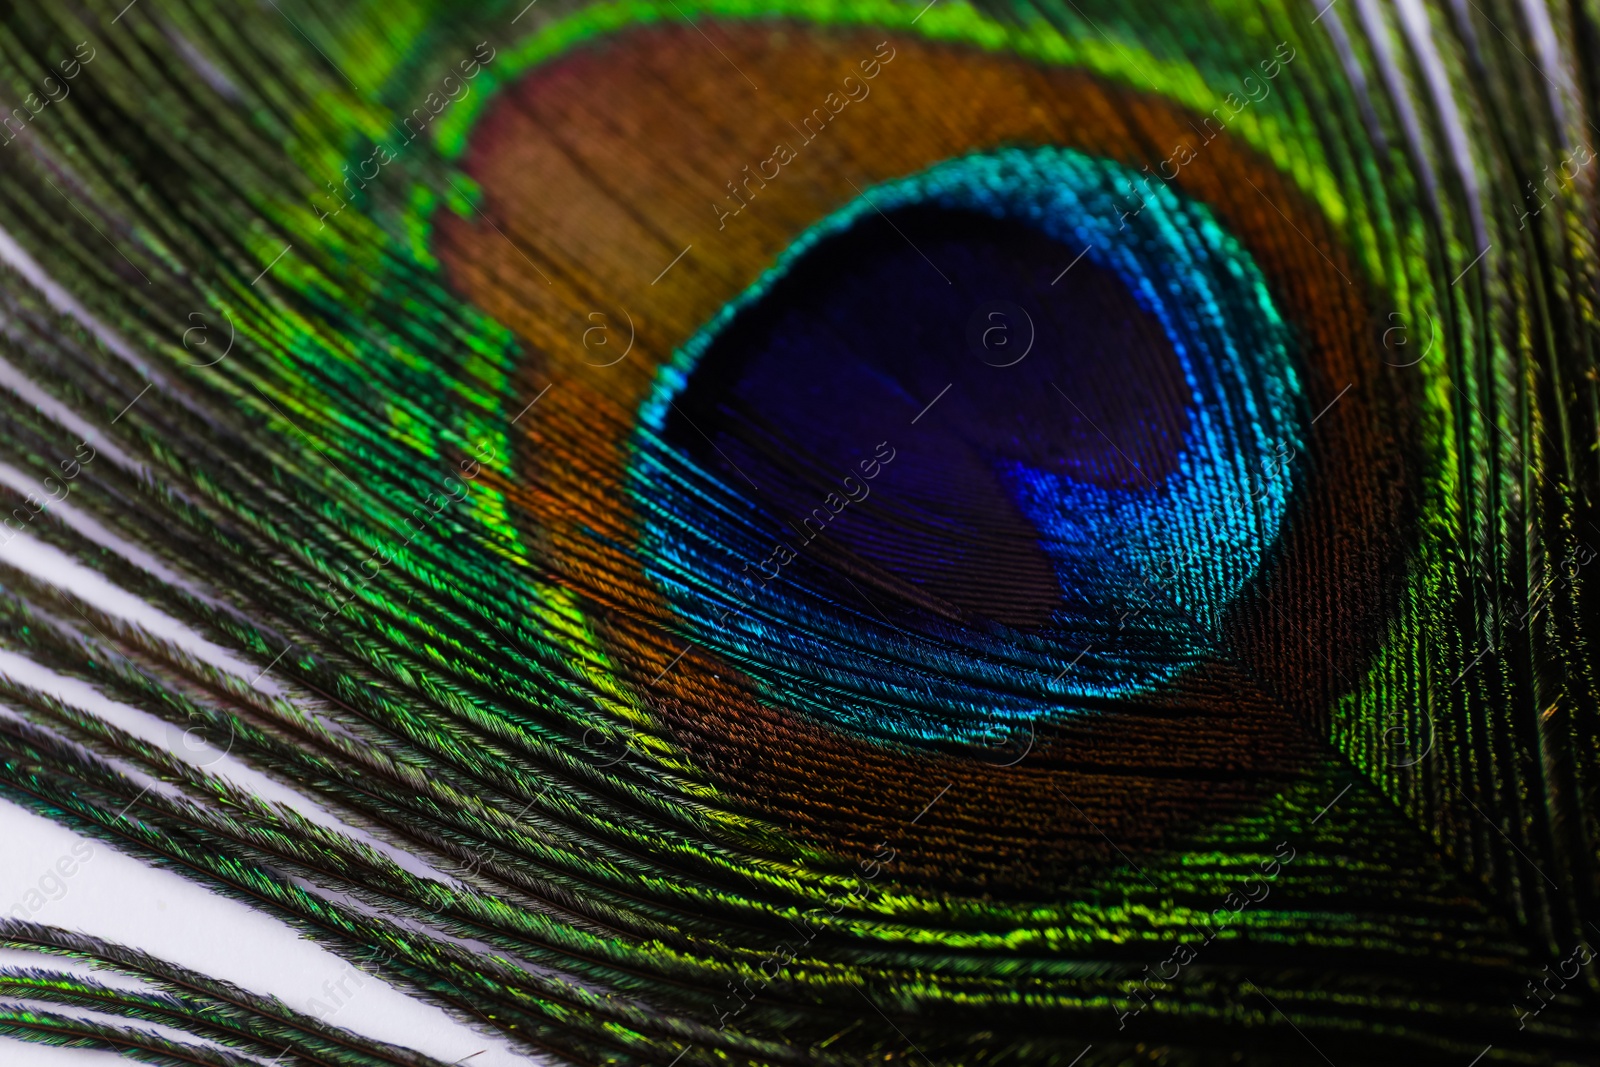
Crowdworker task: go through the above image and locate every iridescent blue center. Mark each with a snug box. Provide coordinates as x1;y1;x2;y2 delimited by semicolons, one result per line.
630;147;1304;747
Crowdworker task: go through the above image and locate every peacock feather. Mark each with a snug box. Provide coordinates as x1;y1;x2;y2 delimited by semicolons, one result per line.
0;0;1596;1064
